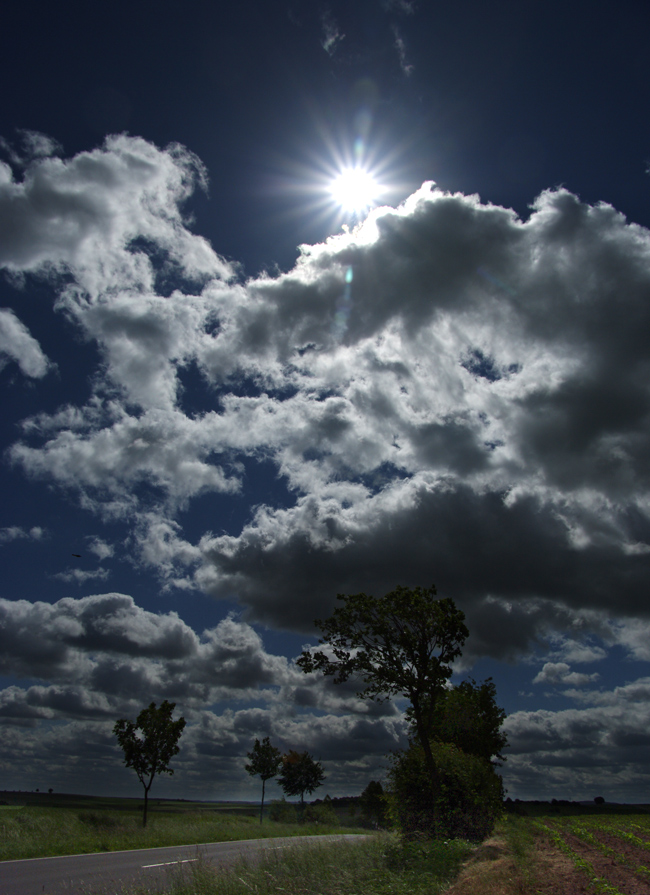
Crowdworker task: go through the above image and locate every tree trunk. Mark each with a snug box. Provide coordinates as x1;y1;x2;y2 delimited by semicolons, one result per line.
260;778;266;824
412;696;439;793
143;786;149;828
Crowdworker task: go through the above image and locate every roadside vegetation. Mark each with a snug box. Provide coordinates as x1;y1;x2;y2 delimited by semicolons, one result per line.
0;799;360;862
130;832;474;895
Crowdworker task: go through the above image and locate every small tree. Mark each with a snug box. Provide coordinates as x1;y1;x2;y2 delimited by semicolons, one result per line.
245;736;283;824
277;750;325;807
113;700;186;827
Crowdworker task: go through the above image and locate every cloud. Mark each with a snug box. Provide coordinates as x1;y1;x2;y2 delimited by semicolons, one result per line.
381;0;417;12
0;134;231;279
320;12;345;55
0;594;297;710
503;689;650;800
532;662;599;687
3;136;650;666
0;129;62;168
0;308;52;378
0;525;46;544
54;568;111;585
86;537;115;561
391;25;414;76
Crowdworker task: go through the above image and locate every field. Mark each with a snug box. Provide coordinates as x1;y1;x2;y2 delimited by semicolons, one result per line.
444;806;650;895
531;812;650;894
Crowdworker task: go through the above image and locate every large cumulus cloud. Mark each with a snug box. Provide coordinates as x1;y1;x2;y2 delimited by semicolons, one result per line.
3;134;650;660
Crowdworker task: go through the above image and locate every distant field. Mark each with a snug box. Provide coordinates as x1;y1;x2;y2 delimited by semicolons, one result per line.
0;790;262;814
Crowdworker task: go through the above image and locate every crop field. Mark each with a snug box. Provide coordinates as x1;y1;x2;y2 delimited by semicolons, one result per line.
532;813;650;894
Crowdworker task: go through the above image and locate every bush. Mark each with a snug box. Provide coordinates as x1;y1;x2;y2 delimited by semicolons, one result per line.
359;780;388;828
303;801;340;825
386;741;504;842
268;799;298;824
78;812;122;830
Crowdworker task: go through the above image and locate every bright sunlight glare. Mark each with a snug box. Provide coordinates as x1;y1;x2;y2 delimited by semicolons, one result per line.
330;167;381;215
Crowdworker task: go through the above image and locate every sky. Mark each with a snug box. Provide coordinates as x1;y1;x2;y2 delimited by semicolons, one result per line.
1;0;650;804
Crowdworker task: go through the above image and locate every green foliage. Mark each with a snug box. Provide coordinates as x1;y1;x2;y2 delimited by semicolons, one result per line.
359;780;388;828
386;740;504;842
303;800;340;825
268;799;299;824
113;700;186;827
277;750;325;806
382;835;473;878
245;736;283;823
297;585;468;775
408;677;508;765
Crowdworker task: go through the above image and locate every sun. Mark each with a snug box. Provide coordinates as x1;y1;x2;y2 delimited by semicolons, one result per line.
329;166;381;215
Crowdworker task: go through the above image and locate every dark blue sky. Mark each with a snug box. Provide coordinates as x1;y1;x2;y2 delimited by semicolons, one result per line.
1;0;650;802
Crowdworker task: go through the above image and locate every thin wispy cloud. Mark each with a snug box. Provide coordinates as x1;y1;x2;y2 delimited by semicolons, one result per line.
392;25;414;75
320;11;345;55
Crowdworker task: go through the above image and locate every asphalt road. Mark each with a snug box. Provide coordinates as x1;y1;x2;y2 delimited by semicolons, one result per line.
0;833;369;894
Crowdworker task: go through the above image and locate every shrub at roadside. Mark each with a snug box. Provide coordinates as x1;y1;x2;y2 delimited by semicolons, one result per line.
359;780;388;828
303;800;340;826
387;740;503;842
268;799;299;824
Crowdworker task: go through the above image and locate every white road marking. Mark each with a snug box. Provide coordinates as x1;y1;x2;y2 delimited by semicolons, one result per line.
142;858;199;868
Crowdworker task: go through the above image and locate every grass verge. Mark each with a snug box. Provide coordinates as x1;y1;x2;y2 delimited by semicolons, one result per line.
0;805;363;861
130;833;474;895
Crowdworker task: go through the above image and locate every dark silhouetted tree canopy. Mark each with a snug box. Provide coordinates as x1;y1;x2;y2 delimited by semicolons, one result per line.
113;700;185;827
277;750;325;806
297;584;468;779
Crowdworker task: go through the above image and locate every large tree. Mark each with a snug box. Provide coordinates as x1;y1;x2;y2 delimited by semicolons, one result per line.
113;700;186;827
296;584;468;781
277;750;325;807
245;736;283;824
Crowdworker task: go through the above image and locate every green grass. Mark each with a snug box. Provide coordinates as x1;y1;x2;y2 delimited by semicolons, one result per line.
0;805;363;862
130;833;474;895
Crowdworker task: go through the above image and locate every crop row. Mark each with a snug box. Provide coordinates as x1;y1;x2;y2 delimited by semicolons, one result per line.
567;814;650;837
534;821;624;895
